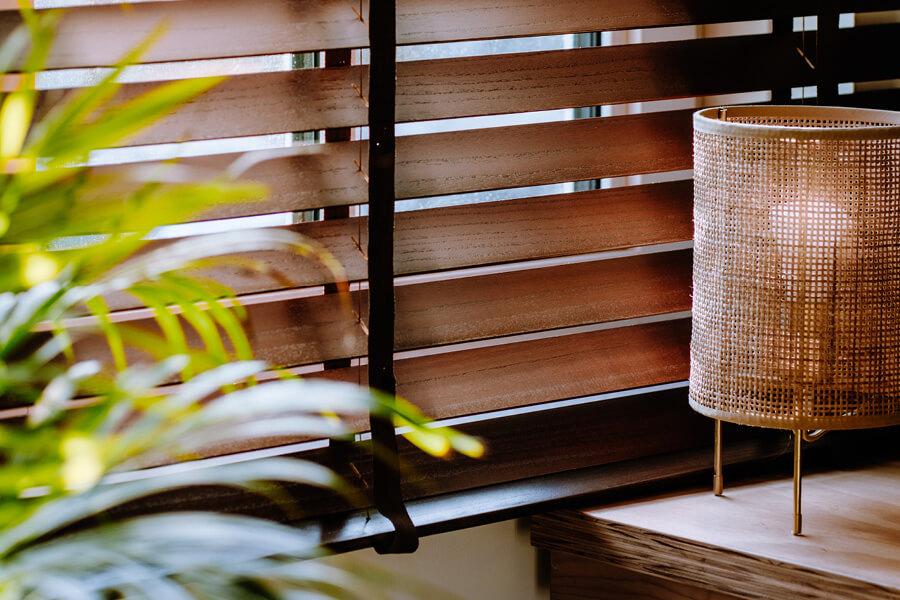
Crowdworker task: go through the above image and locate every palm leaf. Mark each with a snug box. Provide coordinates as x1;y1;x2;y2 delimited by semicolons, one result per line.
159;273;253;361
0;11;486;600
24;24;168;159
0;458;345;558
27;360;100;427
96;228;346;293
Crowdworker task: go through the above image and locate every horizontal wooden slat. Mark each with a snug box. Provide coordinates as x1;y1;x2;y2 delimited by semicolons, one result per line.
396;0;895;46
391;181;694;276
74;287;365;368
0;1;782;68
78;144;366;239
81;252;691;369
4;0;898;69
398;316;685;414
96;219;362;313
27;22;893;149
102;34;804;145
85;111;691;228
394;33;800;125
0;0;369;68
106;180;692;306
397;110;694;198
393;24;894;126
180;143;368;216
391;383;699;500
61;21;900;145
91;67;366;147
324;318;691;420
394;251;692;351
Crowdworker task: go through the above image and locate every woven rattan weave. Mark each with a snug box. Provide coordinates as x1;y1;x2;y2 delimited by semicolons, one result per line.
690;105;900;430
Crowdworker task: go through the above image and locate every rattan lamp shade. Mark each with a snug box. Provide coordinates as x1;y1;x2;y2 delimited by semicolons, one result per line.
690;105;900;432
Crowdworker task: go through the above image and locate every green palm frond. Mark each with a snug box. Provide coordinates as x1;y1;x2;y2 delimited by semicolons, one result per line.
0;8;485;599
0;513;463;600
0;458;347;559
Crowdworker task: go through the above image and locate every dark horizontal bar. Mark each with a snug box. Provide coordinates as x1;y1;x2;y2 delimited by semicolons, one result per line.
295;423;900;553
105;386;710;521
96;415;899;553
299;431;792;553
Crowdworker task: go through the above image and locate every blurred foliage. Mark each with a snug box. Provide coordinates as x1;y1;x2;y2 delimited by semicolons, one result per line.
0;6;481;599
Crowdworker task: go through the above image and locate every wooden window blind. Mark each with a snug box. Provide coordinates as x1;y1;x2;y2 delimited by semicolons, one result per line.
3;0;898;549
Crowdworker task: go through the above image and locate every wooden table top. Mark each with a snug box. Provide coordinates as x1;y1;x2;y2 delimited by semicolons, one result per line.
532;460;900;600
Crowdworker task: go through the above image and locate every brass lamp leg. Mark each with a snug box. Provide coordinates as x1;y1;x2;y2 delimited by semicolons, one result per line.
713;419;723;496
793;429;802;536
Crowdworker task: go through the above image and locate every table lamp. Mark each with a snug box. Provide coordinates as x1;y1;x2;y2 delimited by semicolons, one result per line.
690;105;900;535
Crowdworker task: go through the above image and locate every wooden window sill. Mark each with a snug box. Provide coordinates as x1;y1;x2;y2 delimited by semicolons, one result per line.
532;459;900;600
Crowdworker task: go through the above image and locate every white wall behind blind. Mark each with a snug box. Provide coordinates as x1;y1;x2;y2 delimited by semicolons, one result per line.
326;520;550;600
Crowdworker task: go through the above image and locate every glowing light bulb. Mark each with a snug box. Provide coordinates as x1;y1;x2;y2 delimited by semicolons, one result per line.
769;199;854;383
770;199;852;296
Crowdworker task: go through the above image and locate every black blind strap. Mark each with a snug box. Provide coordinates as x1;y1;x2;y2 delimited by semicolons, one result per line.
366;0;419;554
